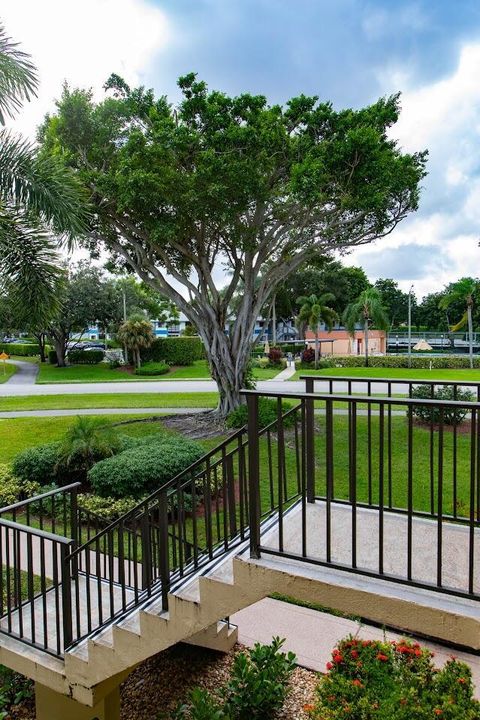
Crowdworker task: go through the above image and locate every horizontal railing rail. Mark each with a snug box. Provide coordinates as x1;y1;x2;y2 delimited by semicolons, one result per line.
299;374;480;397
243;388;480;603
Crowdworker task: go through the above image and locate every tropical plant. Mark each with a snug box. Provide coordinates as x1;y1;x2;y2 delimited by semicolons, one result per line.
297;293;338;368
38;75;426;415
439;277;480;369
343;288;389;367
0;22;87;328
117;315;154;368
56;416;121;479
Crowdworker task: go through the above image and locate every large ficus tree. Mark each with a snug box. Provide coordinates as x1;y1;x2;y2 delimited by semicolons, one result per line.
39;74;427;415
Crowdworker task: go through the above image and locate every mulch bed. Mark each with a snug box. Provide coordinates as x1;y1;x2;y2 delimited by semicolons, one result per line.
5;643;318;719
120;642;318;719
161;412;227;439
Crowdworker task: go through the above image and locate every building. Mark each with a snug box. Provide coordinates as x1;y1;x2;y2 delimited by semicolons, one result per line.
305;327;386;355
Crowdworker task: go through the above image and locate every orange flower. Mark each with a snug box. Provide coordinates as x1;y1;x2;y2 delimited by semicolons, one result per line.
303;703;315;713
352;679;363;687
434;710;443;716
458;677;467;685
376;653;389;662
326;662;333;671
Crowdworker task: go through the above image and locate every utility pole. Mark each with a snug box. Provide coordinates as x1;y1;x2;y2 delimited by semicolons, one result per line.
122;287;128;364
408;284;414;368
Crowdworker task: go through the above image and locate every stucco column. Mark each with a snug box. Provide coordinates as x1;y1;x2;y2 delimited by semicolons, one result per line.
35;683;120;720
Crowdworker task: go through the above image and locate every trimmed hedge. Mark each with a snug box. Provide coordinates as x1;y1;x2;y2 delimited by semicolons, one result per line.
142;337;205;366
0;342;42;356
88;437;204;498
328;355;480;369
135;361;169;376
410;385;474;425
12;443;60;486
67;349;105;364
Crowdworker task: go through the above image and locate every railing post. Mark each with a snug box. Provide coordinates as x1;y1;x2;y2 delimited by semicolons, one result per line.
247;394;261;559
158;491;170;612
60;542;73;651
141;508;153;592
305;377;315;503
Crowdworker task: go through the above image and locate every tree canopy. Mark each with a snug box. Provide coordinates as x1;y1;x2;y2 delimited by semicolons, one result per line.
39;74;427;413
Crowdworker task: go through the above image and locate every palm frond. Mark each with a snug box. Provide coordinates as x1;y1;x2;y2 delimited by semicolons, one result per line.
0;208;65;326
450;311;468;332
0;23;38;124
0;129;89;241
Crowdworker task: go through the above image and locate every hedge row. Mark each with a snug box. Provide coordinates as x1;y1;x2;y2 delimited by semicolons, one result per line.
142;337;205;366
321;355;480;369
0;342;44;356
67;349;105;364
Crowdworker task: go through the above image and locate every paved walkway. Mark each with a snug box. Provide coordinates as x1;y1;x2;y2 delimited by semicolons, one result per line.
0;378;411;397
232;598;480;689
0;407;207;418
4;359;38;385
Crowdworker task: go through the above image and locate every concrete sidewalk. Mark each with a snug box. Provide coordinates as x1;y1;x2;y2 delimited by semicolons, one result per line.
231;597;480;688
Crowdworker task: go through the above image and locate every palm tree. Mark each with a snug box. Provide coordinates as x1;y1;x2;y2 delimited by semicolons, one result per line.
439;278;480;369
117;315;155;368
297;293;338;368
343;288;389;367
0;23;87;326
56;416;121;481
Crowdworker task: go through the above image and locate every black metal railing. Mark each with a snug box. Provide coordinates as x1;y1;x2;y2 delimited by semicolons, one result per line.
244;387;480;602
4;381;480;658
0;484;81;655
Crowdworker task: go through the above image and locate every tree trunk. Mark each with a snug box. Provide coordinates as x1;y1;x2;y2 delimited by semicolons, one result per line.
314;326;319;369
34;333;47;363
468;304;474;369
272;296;277;346
364;318;369;368
52;335;67;367
135;348;141;369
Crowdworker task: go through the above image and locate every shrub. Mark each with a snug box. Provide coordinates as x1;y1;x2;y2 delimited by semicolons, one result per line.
0;465;23;507
67;349;104;364
268;347;283;365
299;358;335;370
171;639;296;720
0;665;33;718
142;337;205;366
410;385;474;426
77;493;140;521
330;354;480;369
311;636;480;719
251;356;270;368
135;361;170;376
88;437;204;498
301;347;316;364
56;416;122;481
223;638;296;719
12;443;60;486
0;342;41;357
226;397;295;430
48;349;58;365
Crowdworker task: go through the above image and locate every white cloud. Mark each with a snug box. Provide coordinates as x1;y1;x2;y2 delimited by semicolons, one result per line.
346;40;480;298
2;0;170;138
362;3;427;41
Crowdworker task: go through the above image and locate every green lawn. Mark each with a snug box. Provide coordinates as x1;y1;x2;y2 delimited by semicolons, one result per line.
0;414;160;463
0;392;219;412
0;363;16;383
36;359;283;384
291;366;480;383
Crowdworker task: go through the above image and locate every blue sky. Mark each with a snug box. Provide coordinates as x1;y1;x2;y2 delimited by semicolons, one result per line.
5;0;480;298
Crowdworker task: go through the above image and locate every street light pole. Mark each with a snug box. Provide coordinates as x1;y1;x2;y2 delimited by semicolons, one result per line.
408;284;414;369
122;287;128;364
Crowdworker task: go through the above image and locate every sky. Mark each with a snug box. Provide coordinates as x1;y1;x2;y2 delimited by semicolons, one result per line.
3;0;480;300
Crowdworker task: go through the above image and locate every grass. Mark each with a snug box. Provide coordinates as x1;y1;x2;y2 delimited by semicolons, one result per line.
291;366;480;382
0;414;159;463
36;359;284;384
0;363;16;383
0;392;219;412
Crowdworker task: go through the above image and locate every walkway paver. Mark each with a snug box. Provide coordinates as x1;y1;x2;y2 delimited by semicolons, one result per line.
231;597;480;690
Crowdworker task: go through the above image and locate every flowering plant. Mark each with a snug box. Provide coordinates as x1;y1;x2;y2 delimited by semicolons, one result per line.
308;636;480;719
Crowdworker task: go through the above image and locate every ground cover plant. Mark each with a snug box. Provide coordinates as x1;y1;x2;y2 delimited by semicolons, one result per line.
171;638;296;719
311;636;480;719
